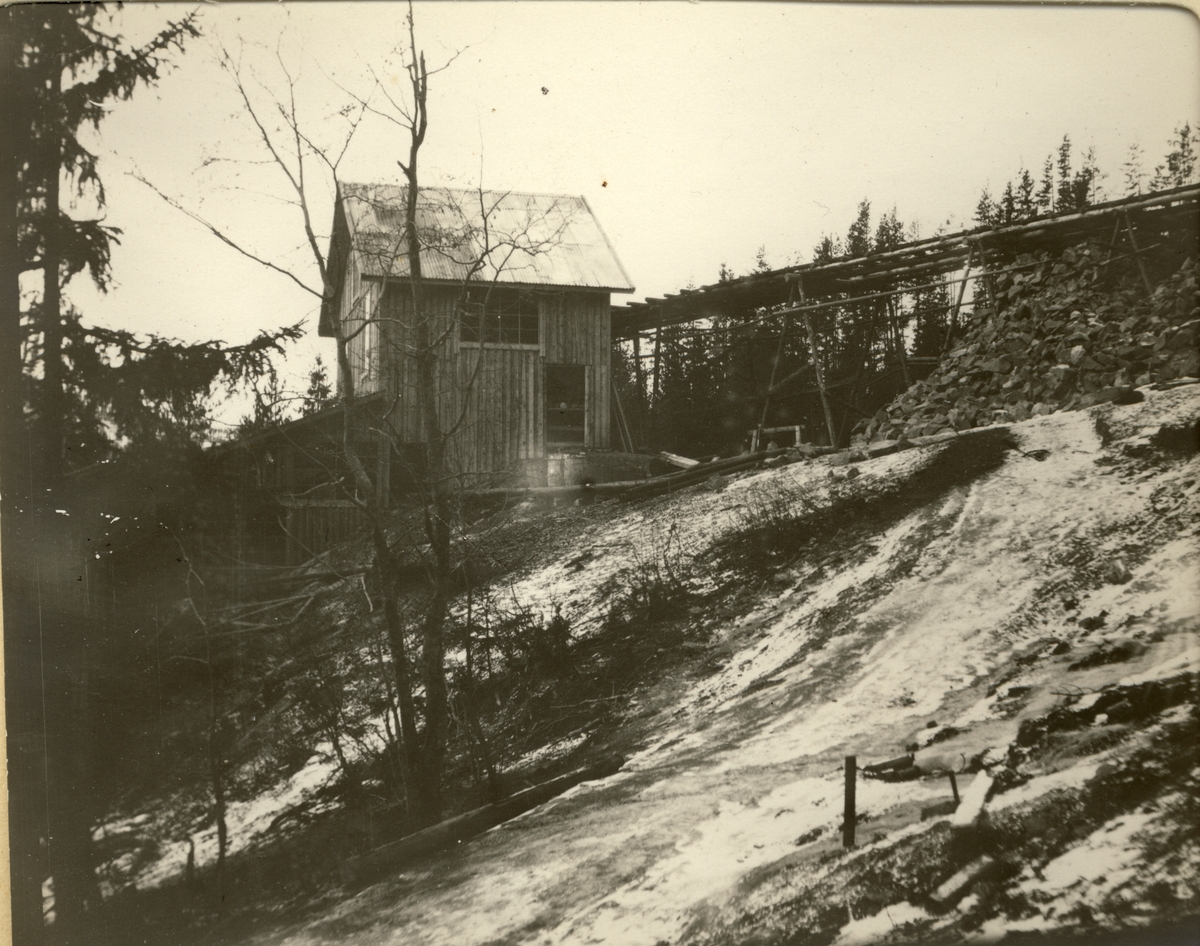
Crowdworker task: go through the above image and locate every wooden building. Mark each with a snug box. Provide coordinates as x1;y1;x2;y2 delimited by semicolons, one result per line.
319;184;635;486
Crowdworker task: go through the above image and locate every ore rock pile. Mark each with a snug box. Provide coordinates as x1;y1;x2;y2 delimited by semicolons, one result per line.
859;243;1199;443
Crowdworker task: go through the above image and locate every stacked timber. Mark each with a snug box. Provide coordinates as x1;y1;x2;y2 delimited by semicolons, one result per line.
859;246;1198;443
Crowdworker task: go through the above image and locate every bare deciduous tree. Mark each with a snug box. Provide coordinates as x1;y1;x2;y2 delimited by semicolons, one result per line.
139;4;574;827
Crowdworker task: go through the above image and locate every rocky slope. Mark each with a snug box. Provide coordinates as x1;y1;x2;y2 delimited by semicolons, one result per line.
860;245;1198;442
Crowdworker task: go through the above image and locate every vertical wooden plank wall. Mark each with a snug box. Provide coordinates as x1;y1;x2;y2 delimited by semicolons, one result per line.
285;505;366;566
542;291;610;450
367;281;612;481
343;251;383;395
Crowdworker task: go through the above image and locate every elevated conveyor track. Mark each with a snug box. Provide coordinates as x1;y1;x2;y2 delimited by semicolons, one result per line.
612;183;1199;339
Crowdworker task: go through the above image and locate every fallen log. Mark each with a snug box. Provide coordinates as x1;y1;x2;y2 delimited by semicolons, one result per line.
659;451;701;469
869;765;923;782
863;753;922;782
619;448;791;501
864;440;901;458
341;753;625;884
863;753;915;775
461;444;833;504
463;479;653;501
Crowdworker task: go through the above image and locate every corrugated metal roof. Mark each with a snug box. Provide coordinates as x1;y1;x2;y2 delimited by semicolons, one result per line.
340;183;635;292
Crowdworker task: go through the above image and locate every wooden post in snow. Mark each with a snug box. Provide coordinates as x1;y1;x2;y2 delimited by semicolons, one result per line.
949;771;960;805
843;755;857;848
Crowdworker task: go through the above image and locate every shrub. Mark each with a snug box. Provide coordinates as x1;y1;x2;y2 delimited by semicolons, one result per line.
605;523;694;629
713;428;1018;572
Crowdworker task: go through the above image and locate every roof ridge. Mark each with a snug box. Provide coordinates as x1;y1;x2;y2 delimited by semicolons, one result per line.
340;181;586;202
333;182;634;295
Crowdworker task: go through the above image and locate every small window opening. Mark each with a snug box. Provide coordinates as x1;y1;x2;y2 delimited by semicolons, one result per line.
459;287;539;345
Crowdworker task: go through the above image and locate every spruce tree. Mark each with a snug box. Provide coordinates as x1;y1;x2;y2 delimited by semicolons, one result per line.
1072;145;1101;210
845;199;872;258
5;9;205;942
811;234;843;264
1056;135;1075;213
874;206;905;252
1151;122;1197;190
1000;182;1016;225
3;9;300;942
1037;154;1056;214
1016;168;1036;220
1123;141;1146;196
303;354;334;415
752;245;771;274
974;185;999;227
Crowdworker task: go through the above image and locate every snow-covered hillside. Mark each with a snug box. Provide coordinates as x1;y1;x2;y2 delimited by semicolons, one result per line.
223;382;1199;946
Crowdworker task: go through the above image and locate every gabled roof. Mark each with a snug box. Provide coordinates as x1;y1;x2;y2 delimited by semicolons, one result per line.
320;183;634;335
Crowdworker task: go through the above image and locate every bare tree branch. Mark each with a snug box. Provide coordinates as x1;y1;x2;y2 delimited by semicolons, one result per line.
130;169;322;298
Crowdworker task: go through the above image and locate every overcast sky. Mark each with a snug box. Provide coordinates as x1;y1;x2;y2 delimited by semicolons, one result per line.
70;1;1199;428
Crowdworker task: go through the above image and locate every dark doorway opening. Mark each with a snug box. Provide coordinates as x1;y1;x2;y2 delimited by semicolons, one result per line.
546;365;586;448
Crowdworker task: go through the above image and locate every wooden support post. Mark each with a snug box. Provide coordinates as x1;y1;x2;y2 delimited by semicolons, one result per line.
631;334;648;449
791;277;839;449
843;755;857;849
838;301;881;445
888;296;911;387
805;312;839;449
632;333;646;402
652;327;663;400
949;771;960;805
972;236;996;310
1122;209;1153;295
756;317;790;451
941;244;975;357
612;383;635;453
1102;214;1123;272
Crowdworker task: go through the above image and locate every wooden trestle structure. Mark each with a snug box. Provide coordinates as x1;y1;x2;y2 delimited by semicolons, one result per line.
611;183;1199;450
613;183;1199;339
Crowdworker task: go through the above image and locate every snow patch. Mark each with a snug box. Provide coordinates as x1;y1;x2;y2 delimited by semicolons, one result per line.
833;900;930;946
990;763;1104;812
113;751;339;892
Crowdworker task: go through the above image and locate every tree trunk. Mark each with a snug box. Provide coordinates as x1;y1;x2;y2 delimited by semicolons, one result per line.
40;39;64;492
2;11;52;940
405;277;450;827
39;518;103;946
400;44;451;829
37;41;105;917
5;25;50;945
